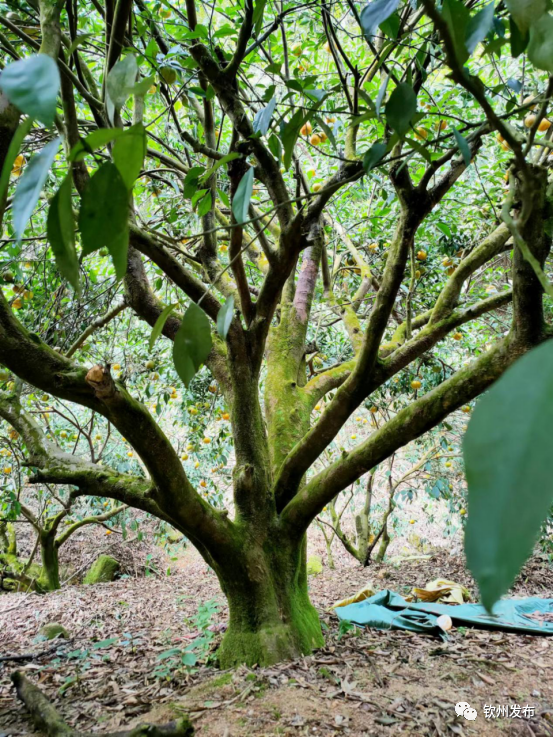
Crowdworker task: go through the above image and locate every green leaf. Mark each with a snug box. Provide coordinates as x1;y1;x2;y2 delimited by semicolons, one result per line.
149;303;178;351
253;97;277;136
131;75;156;97
0;117;32;204
359;0;401;38
199;153;240;185
509;16;529;56
78;162;129;280
70;128;125;162
112;123;146;189
464;341;553;611
0;54;60;126
13;137;60;242
106;54;138;109
441;0;470;65
172;302;212;388
528;13;553;72
363;141;387;172
181;651;197;666
253;0;267;34
281;109;303;169
92;637;118;649
217;296;234;339
505;0;546;34
197;191;212;217
67;33;94;56
232;166;254;224
386;83;417;138
375;74;389;118
404;136;432;162
47;175;79;293
453;129;471;167
466;2;495;55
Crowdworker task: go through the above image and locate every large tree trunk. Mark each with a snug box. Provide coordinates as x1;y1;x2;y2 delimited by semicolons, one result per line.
215;533;324;668
38;533;60;592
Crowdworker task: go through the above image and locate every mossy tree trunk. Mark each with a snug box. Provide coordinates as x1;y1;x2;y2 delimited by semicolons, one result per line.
38;531;60;592
215;531;323;667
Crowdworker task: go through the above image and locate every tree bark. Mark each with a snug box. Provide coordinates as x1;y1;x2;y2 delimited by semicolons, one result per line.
38;532;61;592
215;532;324;668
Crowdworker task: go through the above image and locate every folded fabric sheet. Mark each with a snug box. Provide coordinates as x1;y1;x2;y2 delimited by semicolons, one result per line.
335;589;553;637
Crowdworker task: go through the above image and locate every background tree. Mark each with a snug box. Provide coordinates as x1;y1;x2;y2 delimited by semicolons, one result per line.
0;0;552;669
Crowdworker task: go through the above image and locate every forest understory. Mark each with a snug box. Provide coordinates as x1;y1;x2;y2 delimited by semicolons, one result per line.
2;529;553;737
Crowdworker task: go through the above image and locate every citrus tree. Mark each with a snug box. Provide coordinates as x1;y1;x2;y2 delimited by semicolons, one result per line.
0;0;552;668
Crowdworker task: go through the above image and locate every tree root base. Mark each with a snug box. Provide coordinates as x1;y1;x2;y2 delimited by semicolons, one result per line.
11;671;194;736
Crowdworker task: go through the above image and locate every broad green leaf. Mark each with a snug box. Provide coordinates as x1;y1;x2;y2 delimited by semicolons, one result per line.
199;153;240;186
363;141;387;172
13;137;60;242
78;162;129;279
528;13;553;72
375;74;389;118
112;123;146;189
441;0;470;65
183;166;205;199
217;296;234;339
509;16;529;56
386;83;417;138
466;2;495;54
106;54;138;109
505;0;546;33
181;651;197;666
92;637;118;649
0;117;32;204
232;166;254;224
281;109;304;169
47;175;80;293
253;98;277;137
131;75;156;97
197;191;212;217
453;129;471;167
70;128;125;161
359;0;401;38
0;55;60;126
464;341;553;611
149;303;178;351
405;136;432;163
173;302;212;388
253;0;267;34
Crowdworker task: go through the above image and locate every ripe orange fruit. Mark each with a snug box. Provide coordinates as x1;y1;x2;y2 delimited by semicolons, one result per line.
524;114;537;128
11;154;25;177
416;250;427;261
300;122;312;136
200;480;207;488
435;120;447;132
12;297;22;309
222;413;230;420
453;332;462;340
415;127;428;140
310;133;322;146
538;118;551;132
202;437;211;444
411;379;422;390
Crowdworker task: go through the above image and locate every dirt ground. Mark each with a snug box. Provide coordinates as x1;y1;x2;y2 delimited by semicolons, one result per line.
1;539;553;736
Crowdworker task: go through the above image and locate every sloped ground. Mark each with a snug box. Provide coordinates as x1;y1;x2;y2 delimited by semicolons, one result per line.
1;546;553;736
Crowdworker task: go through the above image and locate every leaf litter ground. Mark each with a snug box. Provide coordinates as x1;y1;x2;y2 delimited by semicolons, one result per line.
1;541;553;736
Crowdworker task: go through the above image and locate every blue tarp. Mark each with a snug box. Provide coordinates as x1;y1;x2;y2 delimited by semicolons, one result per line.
335;589;553;638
